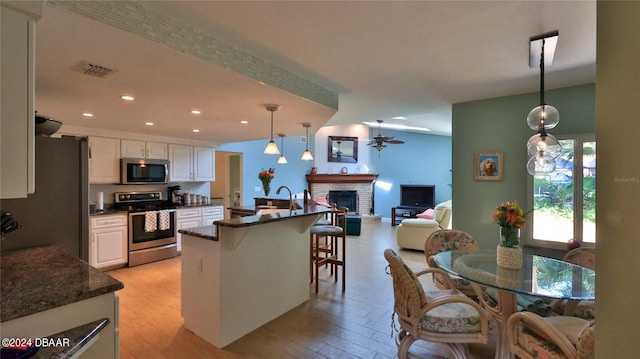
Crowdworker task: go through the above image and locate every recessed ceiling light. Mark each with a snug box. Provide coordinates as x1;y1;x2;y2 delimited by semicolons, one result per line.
192;129;200;133
82;112;94;117
240;120;248;124
121;95;135;101
391;116;407;120
145;122;154;126
191;110;201;115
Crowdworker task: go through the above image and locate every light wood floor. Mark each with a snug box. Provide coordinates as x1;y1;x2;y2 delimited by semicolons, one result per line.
107;222;496;358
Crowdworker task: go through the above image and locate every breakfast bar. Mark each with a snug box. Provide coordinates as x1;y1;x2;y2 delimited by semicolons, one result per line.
179;202;330;347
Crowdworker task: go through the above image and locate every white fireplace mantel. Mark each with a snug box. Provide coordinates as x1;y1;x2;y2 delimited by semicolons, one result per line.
305;174;380;223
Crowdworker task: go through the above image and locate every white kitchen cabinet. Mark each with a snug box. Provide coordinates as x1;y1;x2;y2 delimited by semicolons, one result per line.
1;5;35;199
168;144;193;182
176;208;202;252
201;205;224;225
89;137;121;184
193;146;216;181
176;205;223;252
168;144;215;182
90;214;128;269
121;139;168;160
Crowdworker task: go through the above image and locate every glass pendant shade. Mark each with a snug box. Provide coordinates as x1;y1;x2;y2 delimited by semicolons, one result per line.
527;132;561;158
527;104;559;130
276;134;287;164
526;153;556;175
264;105;280;155
301;150;314;161
301;123;314;161
263;140;280;155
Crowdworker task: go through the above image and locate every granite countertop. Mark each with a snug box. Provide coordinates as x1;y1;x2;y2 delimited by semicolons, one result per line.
0;246;124;322
89;209;128;217
178;204;330;241
177;202;224;209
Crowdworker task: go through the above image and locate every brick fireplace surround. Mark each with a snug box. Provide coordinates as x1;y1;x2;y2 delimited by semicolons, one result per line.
305;174;381;224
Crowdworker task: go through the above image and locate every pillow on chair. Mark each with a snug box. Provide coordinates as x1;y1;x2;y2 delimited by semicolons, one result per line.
416;208;434;219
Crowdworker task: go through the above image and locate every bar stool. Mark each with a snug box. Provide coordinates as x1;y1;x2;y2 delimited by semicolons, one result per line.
310;208;347;293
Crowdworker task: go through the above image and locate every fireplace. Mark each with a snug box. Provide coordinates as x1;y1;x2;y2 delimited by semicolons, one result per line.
328;190;358;213
305;174;381;223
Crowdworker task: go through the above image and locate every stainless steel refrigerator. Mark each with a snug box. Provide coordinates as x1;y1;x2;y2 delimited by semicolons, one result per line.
0;135;89;260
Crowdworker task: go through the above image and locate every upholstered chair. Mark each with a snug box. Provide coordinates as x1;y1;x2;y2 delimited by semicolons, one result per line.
396;200;452;251
507;311;595;359
424;230;479;297
551;248;596;319
384;248;490;359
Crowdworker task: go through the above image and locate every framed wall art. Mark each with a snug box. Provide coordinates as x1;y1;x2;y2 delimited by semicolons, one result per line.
474;152;503;181
327;136;358;163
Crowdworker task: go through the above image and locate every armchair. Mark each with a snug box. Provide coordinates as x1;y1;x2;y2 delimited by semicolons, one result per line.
384;248;490;359
507;311;594;359
396;200;452;251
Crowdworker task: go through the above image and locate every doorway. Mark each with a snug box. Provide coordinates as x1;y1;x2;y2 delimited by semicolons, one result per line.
210;151;243;218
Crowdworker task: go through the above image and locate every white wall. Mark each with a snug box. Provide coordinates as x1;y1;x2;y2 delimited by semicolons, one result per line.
313;124;372;174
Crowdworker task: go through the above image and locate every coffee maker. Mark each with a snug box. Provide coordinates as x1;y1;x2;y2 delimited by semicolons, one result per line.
168;185;183;205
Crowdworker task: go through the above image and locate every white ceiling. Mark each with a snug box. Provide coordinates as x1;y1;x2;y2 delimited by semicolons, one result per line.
34;1;596;145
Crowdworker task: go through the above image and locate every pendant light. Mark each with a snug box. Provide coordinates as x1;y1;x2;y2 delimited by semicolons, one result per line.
301;123;314;161
526;31;561;176
263;105;280;155
277;134;288;164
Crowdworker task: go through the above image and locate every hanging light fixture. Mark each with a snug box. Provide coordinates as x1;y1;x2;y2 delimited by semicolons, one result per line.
277;134;288;164
526;31;561;176
263;104;281;155
301;123;314;161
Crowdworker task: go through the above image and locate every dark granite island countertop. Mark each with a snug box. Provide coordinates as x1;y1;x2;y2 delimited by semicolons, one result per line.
178;203;332;242
0;245;124;322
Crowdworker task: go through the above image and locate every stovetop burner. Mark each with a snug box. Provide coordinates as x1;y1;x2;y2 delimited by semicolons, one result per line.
114;191;176;212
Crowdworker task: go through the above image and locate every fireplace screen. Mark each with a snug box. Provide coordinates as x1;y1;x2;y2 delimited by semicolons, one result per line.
328;190;358;213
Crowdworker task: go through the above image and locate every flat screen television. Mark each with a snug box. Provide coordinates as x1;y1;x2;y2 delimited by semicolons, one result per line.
400;185;435;209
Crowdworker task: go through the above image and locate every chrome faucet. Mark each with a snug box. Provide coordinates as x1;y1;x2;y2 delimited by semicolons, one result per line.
275;185;294;210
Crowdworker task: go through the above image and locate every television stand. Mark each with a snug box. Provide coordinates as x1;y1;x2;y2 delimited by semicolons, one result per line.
391;206;429;226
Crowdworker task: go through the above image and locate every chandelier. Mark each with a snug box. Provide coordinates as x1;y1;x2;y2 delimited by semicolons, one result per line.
526;31;561;176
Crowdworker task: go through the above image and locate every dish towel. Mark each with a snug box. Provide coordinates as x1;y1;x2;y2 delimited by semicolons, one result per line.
159;210;171;231
144;211;158;232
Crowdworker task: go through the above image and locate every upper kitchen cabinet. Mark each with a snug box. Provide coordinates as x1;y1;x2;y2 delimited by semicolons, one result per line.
89;137;120;184
121;139;168;160
1;5;36;199
193;146;216;182
168;144;215;182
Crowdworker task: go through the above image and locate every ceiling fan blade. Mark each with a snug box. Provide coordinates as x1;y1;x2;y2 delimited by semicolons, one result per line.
386;139;404;144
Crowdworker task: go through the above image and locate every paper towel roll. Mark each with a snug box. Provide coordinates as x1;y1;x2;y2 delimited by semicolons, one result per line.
96;192;104;211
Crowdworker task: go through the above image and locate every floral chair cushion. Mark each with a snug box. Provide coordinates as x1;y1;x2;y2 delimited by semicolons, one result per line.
426;230;477;256
420;289;482;334
516;316;592;359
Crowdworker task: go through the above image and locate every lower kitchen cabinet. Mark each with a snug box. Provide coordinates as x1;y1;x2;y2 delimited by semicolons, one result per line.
176;205;223;252
90;214;128;269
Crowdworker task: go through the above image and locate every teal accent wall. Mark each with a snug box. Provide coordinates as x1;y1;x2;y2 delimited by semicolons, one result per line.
452;83;595;249
369;129;452;216
217;136;313;205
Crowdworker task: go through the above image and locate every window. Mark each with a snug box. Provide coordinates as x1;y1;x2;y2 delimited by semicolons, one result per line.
528;135;595;248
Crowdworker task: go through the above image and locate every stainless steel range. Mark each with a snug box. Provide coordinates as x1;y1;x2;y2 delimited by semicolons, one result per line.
114;191;177;266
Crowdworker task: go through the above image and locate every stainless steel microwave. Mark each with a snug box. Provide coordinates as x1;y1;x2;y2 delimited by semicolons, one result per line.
120;158;169;184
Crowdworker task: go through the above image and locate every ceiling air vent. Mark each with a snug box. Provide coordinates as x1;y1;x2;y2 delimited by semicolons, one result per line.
71;61;116;78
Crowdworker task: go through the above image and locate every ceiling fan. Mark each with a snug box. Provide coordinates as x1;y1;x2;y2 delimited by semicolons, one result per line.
368;120;405;152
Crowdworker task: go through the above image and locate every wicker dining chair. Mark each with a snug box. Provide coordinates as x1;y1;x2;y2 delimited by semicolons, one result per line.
384;249;490;359
550;248;596;319
425;229;479;297
507;311;595;359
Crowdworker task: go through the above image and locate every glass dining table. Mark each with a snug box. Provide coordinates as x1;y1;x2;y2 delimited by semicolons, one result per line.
432;250;595;359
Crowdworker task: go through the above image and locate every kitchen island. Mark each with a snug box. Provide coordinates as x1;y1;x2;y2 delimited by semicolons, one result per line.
179;202;331;347
0;245;123;358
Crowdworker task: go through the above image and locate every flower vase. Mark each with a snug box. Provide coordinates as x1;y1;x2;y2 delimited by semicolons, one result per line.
263;182;271;197
497;226;522;269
